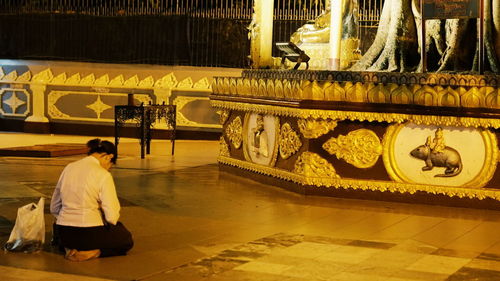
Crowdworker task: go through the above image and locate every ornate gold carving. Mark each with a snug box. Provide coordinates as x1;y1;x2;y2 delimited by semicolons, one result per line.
124;75;139;87
32;69;53;83
155;73;177;88
210;77;500;111
66;73;81;84
461;87;484;108
438;87;460;107
177;77;193;89
226;116;243;149
4;71;17;81
109;75;124;87
279;123;302;159
194;77;211;89
293;152;340;179
139;76;154;88
80;74;95;85
217;109;230;125
95;74;109;86
298;118;338;138
52;73;67;84
86;95;111;119
323;129;382;168
0;67;4;80
210;100;500;129
218;156;500;200
219;136;230;157
383;124;498;188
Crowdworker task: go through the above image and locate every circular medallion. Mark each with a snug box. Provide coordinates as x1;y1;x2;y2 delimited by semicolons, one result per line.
383;123;497;187
243;113;279;167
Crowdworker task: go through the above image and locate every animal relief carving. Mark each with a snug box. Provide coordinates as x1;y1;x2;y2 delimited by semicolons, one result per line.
410;128;463;177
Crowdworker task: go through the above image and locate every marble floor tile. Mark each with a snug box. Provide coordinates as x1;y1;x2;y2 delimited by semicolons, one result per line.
465;258;500;271
316;244;382;264
413;218;482;248
406;255;471;275
442;221;500;253
234;261;292;275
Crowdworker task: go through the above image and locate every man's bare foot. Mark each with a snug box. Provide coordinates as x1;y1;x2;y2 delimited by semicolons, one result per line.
65;249;100;262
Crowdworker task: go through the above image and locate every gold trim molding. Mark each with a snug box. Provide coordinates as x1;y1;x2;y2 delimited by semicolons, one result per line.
212;76;500;110
323;129;382;169
0;68;212;91
210;100;500;129
218;156;500;201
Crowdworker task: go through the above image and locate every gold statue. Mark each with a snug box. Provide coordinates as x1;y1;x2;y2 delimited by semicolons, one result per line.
410;127;463;177
290;7;331;44
289;0;361;68
427;128;446;153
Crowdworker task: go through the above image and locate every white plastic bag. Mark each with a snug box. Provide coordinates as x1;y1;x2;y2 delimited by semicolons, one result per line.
4;197;45;253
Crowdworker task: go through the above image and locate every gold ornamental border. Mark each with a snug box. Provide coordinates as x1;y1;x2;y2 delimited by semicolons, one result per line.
218;156;500;201
382;124;498;188
242;112;280;167
210;99;500;129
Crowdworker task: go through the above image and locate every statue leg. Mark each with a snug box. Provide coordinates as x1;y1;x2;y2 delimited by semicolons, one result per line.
422;159;433;171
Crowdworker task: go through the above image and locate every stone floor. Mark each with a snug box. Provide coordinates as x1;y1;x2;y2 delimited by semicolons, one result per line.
0;133;500;280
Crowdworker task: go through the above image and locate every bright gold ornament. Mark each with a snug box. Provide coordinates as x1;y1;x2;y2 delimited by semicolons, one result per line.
322;129;382;168
293;152;340;179
279;123;302;159
225;116;243;149
298;118;338;138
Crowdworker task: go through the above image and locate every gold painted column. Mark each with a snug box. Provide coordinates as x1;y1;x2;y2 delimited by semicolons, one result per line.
249;0;274;68
329;0;343;70
26;84;49;123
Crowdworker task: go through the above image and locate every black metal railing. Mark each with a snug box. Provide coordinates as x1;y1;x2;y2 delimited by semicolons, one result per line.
0;0;382;67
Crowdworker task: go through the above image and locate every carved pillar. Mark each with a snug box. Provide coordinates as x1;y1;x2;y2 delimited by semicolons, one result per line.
26;84;49;123
24;84;49;133
250;0;274;68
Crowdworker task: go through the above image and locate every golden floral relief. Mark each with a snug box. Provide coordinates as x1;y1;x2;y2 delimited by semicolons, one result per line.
323;129;382;169
279;123;302;159
217;109;230;125
226;116;243;149
298;118;338;139
219;136;230;157
293;152;340;178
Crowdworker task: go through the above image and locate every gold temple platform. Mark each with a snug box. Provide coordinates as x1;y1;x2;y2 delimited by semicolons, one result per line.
210;70;500;209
